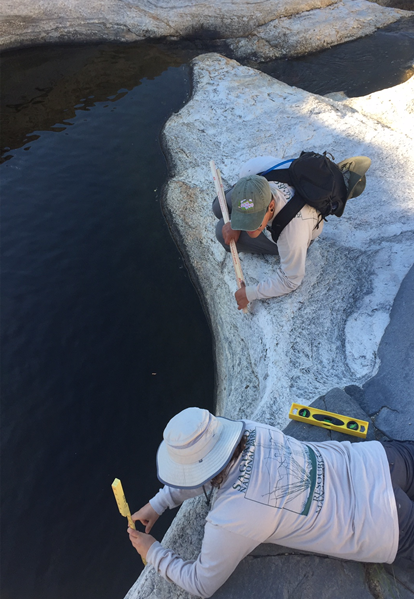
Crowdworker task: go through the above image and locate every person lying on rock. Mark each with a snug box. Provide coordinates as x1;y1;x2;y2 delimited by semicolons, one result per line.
127;407;413;598
213;154;371;311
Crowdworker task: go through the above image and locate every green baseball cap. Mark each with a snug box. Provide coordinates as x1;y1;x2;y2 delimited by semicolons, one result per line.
230;175;272;231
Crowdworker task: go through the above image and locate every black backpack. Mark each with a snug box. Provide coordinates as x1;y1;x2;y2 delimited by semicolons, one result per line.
260;151;347;243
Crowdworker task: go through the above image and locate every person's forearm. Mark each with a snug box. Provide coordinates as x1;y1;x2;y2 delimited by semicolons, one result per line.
149;485;206;515
147;543;213;598
245;269;301;301
147;525;258;599
245;221;308;302
212;188;233;219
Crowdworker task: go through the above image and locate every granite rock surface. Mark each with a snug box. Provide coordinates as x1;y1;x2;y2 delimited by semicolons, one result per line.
1;0;412;57
361;264;414;440
162;53;414;426
126;54;414;598
343;76;414;139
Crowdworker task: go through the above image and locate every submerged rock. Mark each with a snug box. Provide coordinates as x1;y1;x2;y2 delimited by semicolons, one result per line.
126;53;413;598
0;0;412;54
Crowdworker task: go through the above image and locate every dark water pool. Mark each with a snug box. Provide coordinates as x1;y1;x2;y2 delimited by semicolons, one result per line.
257;16;414;96
1;18;414;599
1;44;215;599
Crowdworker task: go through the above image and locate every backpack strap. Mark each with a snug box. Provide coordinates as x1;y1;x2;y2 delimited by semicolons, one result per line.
260;158;304;242
260;158;295;176
263;168;292;184
269;193;306;243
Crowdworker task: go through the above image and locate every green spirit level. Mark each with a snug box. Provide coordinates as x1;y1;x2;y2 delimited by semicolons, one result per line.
289;403;369;439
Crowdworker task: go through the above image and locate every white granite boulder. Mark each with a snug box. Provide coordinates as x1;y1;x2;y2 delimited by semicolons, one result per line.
227;0;412;60
126;53;414;598
163;53;414;426
0;0;411;57
343;76;414;139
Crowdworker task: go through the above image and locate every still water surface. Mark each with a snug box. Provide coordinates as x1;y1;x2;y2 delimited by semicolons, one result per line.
1;45;215;599
1;19;413;599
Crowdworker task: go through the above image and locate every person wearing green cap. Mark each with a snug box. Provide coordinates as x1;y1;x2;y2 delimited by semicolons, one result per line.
213;155;371;310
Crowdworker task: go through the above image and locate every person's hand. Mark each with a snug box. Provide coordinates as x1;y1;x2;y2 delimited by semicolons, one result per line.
132;503;160;533
235;282;249;311
128;527;156;560
222;223;241;246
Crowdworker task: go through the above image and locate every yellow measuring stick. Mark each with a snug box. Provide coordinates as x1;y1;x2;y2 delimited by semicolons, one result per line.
289;403;369;439
112;478;135;529
112;478;146;565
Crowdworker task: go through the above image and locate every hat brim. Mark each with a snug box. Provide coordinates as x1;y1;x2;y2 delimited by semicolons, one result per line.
231;208;267;232
156;417;244;489
337;156;371;200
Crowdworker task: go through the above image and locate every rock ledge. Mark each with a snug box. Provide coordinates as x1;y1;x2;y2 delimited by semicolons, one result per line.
126;54;414;598
1;0;412;58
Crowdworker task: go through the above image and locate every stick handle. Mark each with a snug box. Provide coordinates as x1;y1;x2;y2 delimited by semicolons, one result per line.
211;160;231;225
210;161;248;314
126;511;136;530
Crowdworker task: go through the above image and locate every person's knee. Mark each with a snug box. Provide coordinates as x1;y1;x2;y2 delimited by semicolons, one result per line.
212;188;233;220
215;220;230;252
382;440;414;497
394;486;414;561
212;197;222;219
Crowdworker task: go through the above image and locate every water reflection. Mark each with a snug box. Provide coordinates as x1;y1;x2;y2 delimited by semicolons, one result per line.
1;43;191;160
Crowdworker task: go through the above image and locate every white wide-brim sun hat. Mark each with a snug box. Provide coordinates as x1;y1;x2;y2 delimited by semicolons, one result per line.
156;407;244;489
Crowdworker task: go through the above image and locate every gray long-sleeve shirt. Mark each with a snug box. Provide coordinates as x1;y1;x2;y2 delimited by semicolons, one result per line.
146;421;398;598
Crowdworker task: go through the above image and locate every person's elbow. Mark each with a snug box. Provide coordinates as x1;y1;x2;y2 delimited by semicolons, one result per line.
284;274;303;292
185;556;233;598
275;271;304;296
254;268;305;300
186;571;221;599
279;262;306;291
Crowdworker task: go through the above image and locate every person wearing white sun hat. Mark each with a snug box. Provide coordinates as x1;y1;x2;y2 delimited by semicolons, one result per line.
156;407;244;489
127;407;413;598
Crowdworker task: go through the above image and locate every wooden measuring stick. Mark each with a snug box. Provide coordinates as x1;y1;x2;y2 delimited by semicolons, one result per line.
210;160;248;314
112;478;146;565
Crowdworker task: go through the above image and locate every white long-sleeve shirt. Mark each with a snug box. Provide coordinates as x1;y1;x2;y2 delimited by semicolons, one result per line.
239;156;324;302
146;420;398;598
